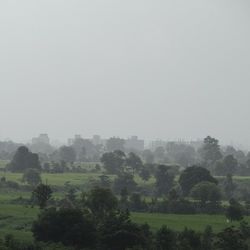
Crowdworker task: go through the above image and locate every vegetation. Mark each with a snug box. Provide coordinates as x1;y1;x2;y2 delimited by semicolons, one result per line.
1;136;250;249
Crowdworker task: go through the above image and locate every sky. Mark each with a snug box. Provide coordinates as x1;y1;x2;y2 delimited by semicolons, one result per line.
0;0;250;147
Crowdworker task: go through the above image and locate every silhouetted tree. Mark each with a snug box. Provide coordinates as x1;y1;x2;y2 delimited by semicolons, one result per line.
32;183;53;209
126;152;143;174
190;181;221;207
155;165;175;196
179;166;217;196
199;136;222;166
226;198;243;222
155;226;177;250
223;174;236;199
59;146;76;163
32;208;96;249
113;172;137;194
9;146;41;172
86;187;118;221
101;150;126;174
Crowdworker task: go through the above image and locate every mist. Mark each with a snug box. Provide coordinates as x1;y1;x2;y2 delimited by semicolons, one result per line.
0;0;250;147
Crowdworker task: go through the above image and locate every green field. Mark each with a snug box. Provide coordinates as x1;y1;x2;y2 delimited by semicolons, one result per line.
0;204;249;241
131;212;249;233
0;166;250;240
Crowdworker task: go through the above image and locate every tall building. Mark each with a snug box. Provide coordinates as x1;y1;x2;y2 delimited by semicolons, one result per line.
124;136;144;152
92;135;101;145
32;134;50;145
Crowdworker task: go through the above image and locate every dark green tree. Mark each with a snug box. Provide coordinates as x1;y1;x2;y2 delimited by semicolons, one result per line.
32;208;96;249
190;181;221;207
126;152;143;174
199;136;222;165
86;187;118;221
101;150;126;174
179;166;217;196
113;172;137;194
201;225;213;250
155;165;175;196
9;146;41;172
59;146;76;163
139;167;151;182
215;227;247;250
155;226;177;250
226;198;243;222
223;174;236;199
32;183;53;209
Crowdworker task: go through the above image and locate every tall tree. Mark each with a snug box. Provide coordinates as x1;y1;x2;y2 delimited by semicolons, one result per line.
179;165;217;196
155;165;175;196
199;136;222;165
86;187;118;221
126;152;143;174
9;146;41;172
59;146;76;163
101;150;126;174
32;183;53;209
32;208;96;249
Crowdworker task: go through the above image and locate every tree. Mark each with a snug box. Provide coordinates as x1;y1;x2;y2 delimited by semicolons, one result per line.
139;167;151;182
199;136;222;165
190;181;221;206
216;227;247;250
179;166;217;196
155;165;175;196
155;226;177;250
126;152;143;174
142;149;154;164
223;155;238;174
9;146;41;172
106;137;125;152
113;172;137;194
201;225;213;250
226;198;243;222
22;168;41;186
129;193;146;211
101;150;126;174
86;187;118;221
177;228;202;250
223;174;236;199
154;147;165;163
59;146;76;163
32;183;53;209
32;208;96;249
99;211;149;250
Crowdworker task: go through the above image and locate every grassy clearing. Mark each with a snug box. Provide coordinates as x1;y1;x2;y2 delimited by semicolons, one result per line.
131;212;250;232
0;204;249;241
0;204;38;241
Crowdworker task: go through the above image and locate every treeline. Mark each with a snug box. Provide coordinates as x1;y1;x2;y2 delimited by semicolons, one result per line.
4;145;250;215
2;136;250;174
1;187;250;250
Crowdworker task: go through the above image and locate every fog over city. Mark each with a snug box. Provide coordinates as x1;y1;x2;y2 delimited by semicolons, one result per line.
0;0;250;147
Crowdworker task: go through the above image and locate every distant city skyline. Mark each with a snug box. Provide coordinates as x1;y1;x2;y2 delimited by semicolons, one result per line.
1;0;250;149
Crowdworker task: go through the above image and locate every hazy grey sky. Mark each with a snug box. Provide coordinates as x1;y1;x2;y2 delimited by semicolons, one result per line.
0;0;250;146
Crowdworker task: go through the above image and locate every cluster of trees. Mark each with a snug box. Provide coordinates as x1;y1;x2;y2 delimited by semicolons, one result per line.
2;186;249;250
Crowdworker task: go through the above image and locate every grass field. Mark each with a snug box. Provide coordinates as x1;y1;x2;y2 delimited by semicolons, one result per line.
0;204;249;241
131;212;249;232
0;163;250;240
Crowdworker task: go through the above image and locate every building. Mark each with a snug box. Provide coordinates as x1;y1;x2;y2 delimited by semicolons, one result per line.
124;136;144;152
32;134;50;145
